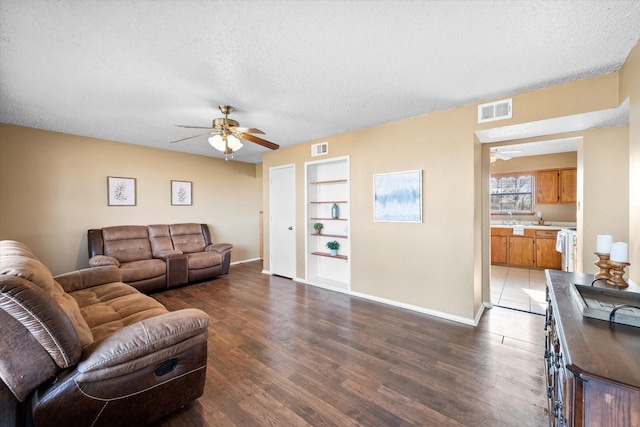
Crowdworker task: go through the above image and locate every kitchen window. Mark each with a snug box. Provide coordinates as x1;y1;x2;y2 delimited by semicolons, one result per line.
490;172;534;214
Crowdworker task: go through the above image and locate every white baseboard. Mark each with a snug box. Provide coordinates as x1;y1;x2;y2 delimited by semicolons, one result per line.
349;290;479;326
230;257;261;266
261;271;481;326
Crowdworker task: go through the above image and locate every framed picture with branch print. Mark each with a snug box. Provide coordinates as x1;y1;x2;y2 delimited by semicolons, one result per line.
107;176;136;206
171;180;192;206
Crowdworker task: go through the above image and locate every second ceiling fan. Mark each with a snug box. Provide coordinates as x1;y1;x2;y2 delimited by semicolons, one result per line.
171;105;279;157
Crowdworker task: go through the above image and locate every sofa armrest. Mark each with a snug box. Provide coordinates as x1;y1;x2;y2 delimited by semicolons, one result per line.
89;255;119;267
205;243;233;254
77;309;209;379
54;266;123;293
156;249;183;258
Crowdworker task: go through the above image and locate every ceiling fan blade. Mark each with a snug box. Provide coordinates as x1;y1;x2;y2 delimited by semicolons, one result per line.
170;131;217;143
239;133;280;150
231;126;265;135
494;152;511;160
175;125;214;129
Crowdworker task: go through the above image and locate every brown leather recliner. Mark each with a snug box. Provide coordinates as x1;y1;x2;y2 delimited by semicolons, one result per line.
168;223;233;283
0;240;209;427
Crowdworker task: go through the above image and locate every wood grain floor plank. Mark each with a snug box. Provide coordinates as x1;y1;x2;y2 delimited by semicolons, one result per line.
151;260;547;426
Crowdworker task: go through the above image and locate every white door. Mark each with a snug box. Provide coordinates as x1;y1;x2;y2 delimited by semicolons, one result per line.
269;164;296;278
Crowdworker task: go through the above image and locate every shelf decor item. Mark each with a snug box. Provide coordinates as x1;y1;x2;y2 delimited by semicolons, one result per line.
313;222;323;234
331;203;339;219
326;240;340;256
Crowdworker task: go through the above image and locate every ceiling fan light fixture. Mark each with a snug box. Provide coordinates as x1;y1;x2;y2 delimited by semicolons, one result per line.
208;134;243;153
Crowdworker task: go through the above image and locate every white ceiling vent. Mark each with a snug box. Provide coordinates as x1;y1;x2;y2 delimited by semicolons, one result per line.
311;141;328;156
478;98;512;123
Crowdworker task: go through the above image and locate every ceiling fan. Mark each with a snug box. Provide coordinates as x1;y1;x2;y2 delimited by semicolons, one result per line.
171;105;279;158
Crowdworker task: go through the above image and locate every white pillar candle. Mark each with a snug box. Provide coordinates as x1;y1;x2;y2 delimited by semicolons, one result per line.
596;235;613;254
610;242;629;263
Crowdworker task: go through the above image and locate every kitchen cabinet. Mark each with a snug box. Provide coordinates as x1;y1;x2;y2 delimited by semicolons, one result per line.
536;168;577;204
559;168;577;203
491;227;562;269
536;169;559;204
509;235;535;267
535;230;562;269
491;235;508;264
545;270;640;426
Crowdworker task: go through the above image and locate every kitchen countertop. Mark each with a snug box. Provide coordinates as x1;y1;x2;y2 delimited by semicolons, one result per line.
490;222;576;231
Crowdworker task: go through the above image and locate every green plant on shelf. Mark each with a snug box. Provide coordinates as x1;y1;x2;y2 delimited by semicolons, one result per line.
313;222;323;233
326;240;340;250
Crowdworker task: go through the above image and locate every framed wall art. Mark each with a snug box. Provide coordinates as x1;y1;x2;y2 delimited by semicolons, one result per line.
107;176;136;206
171;180;192;206
373;170;422;222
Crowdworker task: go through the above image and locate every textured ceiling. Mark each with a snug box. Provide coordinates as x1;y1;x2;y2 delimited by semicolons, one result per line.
1;1;639;163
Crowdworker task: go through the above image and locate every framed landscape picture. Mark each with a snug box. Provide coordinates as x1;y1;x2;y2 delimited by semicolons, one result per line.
171;180;192;206
373;170;422;222
107;176;136;206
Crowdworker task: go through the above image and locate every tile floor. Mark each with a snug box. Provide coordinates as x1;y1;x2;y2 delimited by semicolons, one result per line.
490;265;548;315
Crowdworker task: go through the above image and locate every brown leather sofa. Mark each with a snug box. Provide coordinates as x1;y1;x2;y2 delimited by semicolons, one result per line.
88;223;232;292
0;240;209;427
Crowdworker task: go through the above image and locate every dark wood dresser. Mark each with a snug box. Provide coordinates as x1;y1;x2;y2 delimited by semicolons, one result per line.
544;270;640;426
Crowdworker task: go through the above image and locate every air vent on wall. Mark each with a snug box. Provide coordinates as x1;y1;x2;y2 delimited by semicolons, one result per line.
311;142;328;157
478;98;512;123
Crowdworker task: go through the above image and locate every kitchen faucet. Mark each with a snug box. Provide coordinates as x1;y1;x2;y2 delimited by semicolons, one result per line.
508;211;513;225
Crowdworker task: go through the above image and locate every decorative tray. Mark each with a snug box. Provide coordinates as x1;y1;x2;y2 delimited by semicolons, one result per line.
570;283;640;328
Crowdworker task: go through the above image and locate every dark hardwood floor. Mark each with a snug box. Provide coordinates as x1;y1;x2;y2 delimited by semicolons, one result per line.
151;261;548;426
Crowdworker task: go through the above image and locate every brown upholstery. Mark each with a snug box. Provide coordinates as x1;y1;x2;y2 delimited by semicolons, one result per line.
88;223;232;292
102;226;153;262
168;223;233;283
0;240;209;426
88;226;168;292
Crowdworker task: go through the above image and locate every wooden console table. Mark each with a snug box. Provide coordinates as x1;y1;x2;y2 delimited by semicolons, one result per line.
544;270;640;426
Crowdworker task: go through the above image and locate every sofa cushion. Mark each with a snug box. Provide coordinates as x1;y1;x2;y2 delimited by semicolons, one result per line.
186;251;223;270
89;255;120;267
169;223;206;254
0;249;54;293
70;282;168;344
118;259;166;283
0;242;93;348
0;241;86;368
102;226;153;262
52;281;94;348
148;224;178;258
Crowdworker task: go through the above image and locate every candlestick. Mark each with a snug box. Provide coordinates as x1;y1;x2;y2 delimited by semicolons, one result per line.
606;260;630;289
594;252;612;279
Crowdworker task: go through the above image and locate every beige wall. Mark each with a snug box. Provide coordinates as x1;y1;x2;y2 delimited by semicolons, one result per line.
264;105;479;321
490;151;578;223
620;41;640;284
577;127;629;275
264;71;624;323
0;124;262;275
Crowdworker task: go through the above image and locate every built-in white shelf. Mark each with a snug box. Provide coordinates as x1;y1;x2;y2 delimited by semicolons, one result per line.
305;156;350;291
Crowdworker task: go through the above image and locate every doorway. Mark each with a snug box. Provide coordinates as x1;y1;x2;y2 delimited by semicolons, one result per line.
487;138;579;314
269;164;296;278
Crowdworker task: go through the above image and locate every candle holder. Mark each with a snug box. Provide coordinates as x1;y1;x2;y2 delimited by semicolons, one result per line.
606;260;630;289
594;252;612;279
